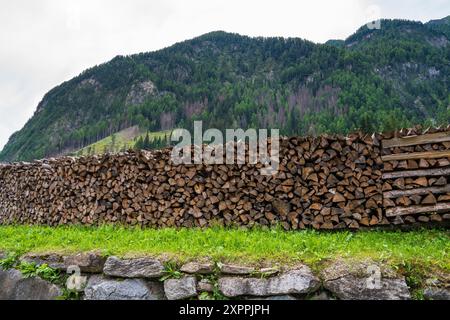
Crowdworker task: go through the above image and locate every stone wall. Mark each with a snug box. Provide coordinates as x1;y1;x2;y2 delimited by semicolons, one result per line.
0;251;423;300
1;127;450;230
2;251;449;300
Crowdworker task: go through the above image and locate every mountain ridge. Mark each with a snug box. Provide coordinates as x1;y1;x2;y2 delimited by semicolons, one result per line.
1;17;449;162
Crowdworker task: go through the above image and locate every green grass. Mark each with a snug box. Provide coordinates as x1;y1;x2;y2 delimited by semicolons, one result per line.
76;126;171;156
0;225;448;273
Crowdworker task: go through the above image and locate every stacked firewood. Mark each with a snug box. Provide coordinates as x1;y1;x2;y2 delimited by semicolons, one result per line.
381;126;450;224
0;132;385;230
0;127;448;230
277;133;384;230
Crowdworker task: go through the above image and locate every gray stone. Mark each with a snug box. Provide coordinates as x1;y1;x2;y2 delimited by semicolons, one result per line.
218;277;259;297
197;279;214;292
20;253;66;270
103;256;164;278
321;260;397;282
164;276;197;300
322;261;410;300
0;269;23;299
64;252;106;273
266;268;320;295
219;263;255;275
424;287;450;300
0;269;62;300
0;251;6;260
180;262;215;274
20;252;106;273
84;275;164;300
324;276;410;300
219;266;320;298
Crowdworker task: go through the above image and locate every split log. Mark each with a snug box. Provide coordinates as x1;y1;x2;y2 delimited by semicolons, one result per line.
381;150;450;162
386;203;450;217
382;132;450;149
382;167;450;179
383;185;450;199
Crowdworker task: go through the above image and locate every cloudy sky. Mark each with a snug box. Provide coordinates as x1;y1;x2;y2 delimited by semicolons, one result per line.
0;0;449;150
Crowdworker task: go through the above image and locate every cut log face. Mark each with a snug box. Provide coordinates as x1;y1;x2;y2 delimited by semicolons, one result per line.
332;193;346;203
422;193;437;205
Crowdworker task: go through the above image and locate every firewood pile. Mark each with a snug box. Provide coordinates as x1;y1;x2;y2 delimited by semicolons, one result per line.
0;127;449;230
278;133;384;230
381;127;450;225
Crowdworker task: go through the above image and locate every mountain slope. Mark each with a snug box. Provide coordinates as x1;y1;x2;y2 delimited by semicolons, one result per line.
75;126;171;156
427;15;450;38
1;19;450;162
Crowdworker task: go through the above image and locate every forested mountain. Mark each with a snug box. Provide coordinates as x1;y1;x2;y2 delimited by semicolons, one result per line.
1;17;449;162
427;15;450;37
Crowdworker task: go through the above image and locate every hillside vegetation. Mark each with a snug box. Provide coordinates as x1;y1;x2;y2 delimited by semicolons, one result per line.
75;126;171;156
1;17;449;162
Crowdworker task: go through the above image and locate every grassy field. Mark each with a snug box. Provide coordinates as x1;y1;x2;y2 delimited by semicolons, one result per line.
0;225;448;273
76;126;171;156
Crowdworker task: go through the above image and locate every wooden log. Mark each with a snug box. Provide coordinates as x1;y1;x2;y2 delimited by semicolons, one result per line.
381;150;450;162
384;185;450;199
382;167;450;179
382;132;450;149
422;193;437;205
386;202;450;217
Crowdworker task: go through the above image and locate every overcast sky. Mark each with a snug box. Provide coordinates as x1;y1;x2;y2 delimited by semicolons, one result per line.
0;0;449;150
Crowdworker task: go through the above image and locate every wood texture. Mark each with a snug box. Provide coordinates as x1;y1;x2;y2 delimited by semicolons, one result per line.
381;150;450;162
386;202;450;217
382;167;450;179
382;132;450;149
384;185;450;199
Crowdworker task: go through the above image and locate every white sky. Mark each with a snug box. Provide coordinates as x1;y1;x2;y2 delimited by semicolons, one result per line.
0;0;449;150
